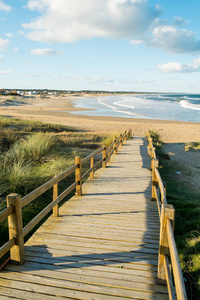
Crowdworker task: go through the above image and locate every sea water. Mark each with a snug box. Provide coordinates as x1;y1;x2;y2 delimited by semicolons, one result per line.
72;94;200;122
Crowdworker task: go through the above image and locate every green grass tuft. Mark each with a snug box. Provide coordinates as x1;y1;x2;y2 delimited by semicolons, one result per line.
185;142;200;152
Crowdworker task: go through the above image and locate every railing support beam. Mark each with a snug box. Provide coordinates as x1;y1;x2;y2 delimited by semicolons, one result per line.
75;156;82;196
151;159;159;201
53;176;59;217
102;146;107;168
158;204;175;285
120;134;123;146
90;157;94;179
113;138;117;155
7;193;25;265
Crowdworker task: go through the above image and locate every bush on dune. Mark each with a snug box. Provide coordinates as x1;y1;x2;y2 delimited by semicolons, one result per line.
22;133;55;162
0;133;56;196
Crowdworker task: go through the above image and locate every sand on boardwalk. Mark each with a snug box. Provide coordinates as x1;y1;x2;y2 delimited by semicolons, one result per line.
0;94;200;144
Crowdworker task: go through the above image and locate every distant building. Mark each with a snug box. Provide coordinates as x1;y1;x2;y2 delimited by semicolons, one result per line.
26;91;37;95
17;90;24;96
0;89;6;95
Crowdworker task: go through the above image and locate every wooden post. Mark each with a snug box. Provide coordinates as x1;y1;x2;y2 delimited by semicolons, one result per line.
152;159;159;201
147;145;151;156
124;130;127;141
113;138;116;155
163;181;167;196
53;176;59;217
157;204;175;285
102;146;107;168
90;156;94;179
7;193;25;265
120;134;123;146
75;156;82;196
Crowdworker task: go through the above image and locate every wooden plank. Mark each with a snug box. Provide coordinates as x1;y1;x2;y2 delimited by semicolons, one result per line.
35;227;160;246
26;233;159;254
3;266;168;294
24;245;159;266
0;286;71;300
0;271;169;299
25;244;159;261
24;249;158;272
5;261;158;284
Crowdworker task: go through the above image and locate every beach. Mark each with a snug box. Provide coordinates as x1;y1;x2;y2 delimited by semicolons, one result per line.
0;94;200;143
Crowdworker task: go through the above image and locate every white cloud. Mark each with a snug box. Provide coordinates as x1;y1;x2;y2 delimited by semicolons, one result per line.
0;69;13;74
172;17;189;27
31;48;63;55
0;1;11;12
0;54;3;61
6;33;13;38
13;47;19;52
143;26;200;53
130;39;143;46
158;57;200;73
22;0;161;43
0;38;10;51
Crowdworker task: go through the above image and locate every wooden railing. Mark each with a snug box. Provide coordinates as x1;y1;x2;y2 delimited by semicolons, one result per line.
0;129;132;265
147;132;187;300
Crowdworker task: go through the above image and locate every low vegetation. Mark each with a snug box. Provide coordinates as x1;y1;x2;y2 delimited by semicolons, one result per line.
0;116;115;265
150;131;200;299
185;141;200;152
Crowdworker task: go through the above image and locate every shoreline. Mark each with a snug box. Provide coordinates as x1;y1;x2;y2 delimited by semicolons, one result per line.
0;94;200;143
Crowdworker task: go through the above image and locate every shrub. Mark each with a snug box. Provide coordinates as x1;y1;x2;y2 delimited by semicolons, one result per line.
23;133;55;162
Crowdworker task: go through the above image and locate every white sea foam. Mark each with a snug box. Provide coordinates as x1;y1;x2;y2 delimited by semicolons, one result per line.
99;97;148;118
86;94;200;122
180;100;200;111
113;100;135;109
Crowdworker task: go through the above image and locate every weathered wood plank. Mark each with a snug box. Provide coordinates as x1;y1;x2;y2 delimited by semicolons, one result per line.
0;271;169;299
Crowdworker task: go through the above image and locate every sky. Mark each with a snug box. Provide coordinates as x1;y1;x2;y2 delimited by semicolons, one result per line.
0;0;200;93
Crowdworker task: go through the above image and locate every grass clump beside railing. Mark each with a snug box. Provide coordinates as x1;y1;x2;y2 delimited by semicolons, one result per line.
1;133;56;194
150;131;200;299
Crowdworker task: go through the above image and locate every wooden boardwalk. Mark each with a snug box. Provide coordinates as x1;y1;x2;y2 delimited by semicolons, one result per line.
0;137;169;299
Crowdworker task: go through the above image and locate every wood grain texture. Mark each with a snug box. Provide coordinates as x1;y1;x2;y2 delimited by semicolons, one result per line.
0;137;169;299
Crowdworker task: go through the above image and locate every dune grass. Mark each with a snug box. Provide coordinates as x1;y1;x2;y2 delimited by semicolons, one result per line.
150;131;200;299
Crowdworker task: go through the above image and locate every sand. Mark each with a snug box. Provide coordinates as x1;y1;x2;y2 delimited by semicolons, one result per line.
0;94;200;143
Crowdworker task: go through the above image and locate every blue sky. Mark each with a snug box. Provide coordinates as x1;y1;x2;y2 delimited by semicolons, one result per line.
0;0;200;92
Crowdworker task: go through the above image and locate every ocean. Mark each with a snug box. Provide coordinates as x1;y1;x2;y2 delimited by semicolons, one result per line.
72;94;200;122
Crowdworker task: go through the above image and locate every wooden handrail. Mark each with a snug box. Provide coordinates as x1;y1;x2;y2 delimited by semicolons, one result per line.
81;158;103;180
147;131;187;300
23;181;78;237
81;147;104;165
21;164;78;208
0;129;132;263
154;168;167;205
164;255;176;300
0;206;13;223
0;238;15;259
167;220;188;300
106;140;115;155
